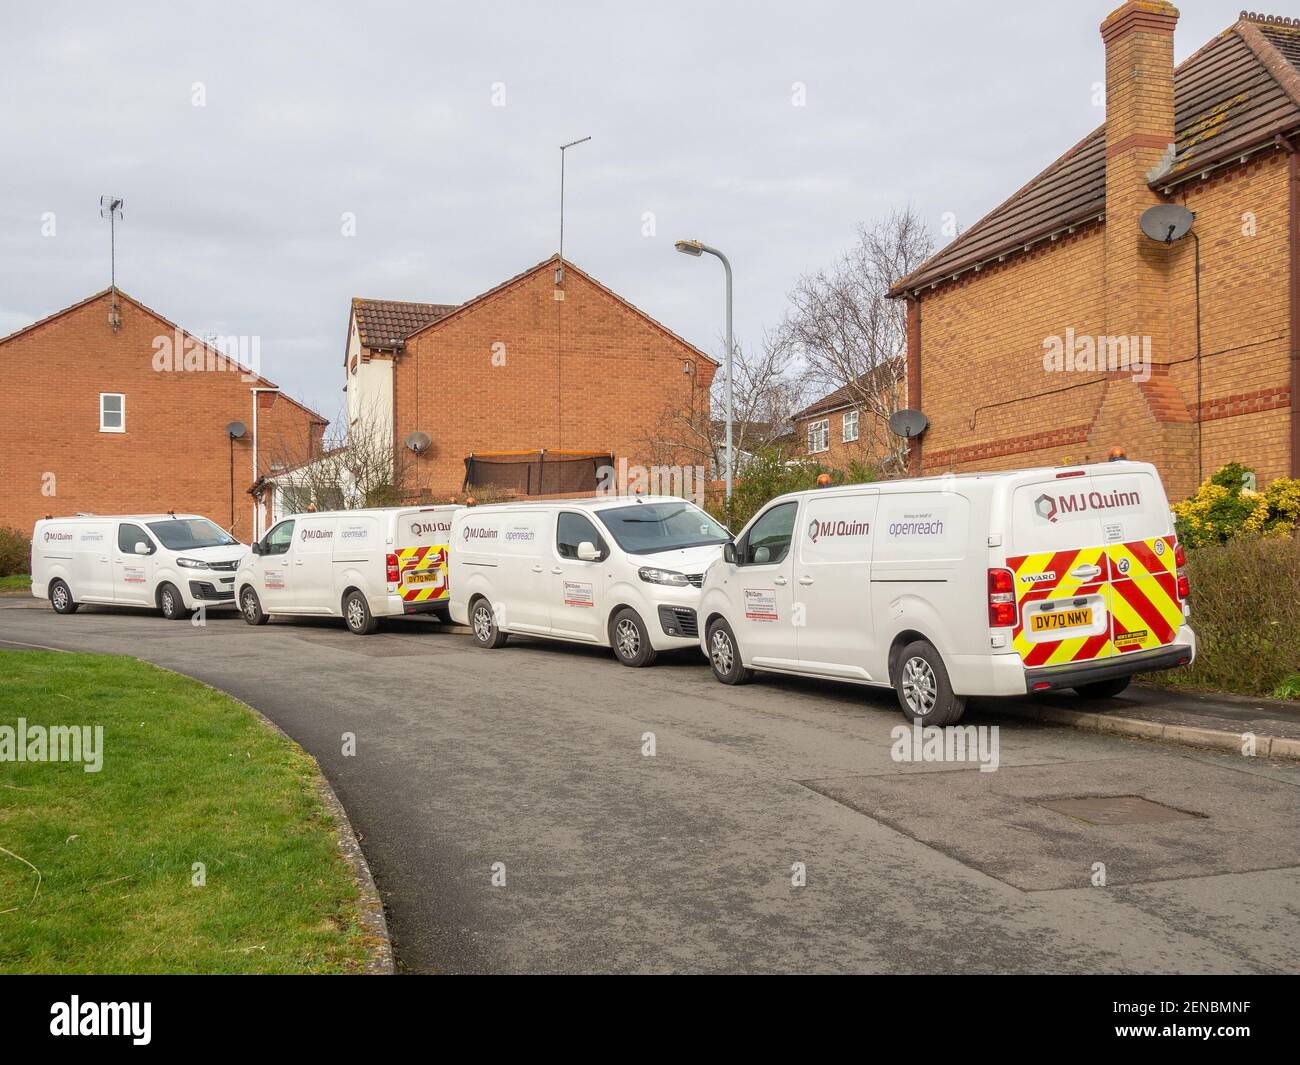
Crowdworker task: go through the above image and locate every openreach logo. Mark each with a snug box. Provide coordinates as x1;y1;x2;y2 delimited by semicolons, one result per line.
0;719;103;772
891;720;1000;773
50;996;151;1045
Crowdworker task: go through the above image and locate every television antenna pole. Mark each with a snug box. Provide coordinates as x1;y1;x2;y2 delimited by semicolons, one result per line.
99;195;124;330
557;137;590;284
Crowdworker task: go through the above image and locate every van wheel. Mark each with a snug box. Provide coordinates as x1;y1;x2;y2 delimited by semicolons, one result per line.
344;590;379;635
896;640;966;726
611;608;657;667
1075;676;1131;699
158;582;189;620
240;587;270;626
50;579;79;615
707;619;753;685
470;597;508;648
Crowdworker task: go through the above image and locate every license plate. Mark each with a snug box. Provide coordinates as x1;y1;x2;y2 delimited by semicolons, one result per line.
1031;607;1093;632
403;570;437;585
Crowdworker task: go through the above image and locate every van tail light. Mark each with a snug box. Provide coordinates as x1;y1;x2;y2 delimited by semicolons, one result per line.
1173;541;1189;600
386;553;401;583
988;568;1017;627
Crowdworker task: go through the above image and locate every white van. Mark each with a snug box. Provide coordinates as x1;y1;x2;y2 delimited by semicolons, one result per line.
449;495;730;665
32;513;246;619
697;461;1196;725
236;505;462;635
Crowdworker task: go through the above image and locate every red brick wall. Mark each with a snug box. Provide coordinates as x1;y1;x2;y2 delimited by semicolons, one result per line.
912;151;1293;501
391;264;716;496
0;291;326;543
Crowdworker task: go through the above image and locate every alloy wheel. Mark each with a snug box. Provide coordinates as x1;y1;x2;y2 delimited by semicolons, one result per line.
902;656;937;716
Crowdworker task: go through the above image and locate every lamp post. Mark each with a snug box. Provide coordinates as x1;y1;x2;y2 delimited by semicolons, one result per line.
675;238;734;503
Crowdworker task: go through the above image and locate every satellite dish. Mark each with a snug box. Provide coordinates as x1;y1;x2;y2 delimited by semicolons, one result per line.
405;430;431;454
1140;203;1194;244
225;421;247;439
889;409;929;439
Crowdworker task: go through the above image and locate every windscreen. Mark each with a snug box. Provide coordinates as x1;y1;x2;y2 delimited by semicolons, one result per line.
146;518;238;550
596;502;729;555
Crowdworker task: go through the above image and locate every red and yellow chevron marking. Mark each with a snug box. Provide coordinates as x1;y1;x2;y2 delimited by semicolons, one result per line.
1109;536;1182;654
397;544;449;602
1008;545;1113;667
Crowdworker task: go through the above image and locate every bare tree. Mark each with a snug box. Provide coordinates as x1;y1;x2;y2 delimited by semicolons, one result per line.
266;403;414;512
778;206;934;471
640;332;810;481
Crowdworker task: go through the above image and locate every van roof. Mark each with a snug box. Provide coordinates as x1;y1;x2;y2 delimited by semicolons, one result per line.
455;495;696;513
276;504;463;520
38;513;206;522
768;460;1160;504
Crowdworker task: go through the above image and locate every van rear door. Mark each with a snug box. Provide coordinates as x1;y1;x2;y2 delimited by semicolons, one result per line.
395;509;453;606
1006;474;1114;668
1093;467;1183;657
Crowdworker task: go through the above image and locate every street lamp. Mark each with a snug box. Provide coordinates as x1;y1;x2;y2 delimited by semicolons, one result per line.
675;238;734;503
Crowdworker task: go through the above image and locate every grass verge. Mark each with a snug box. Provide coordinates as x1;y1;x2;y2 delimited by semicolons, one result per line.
0;650;370;973
0;575;30;597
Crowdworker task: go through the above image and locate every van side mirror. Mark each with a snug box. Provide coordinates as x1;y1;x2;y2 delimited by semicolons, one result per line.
250;541;263;556
134;542;150;555
576;541;600;562
723;542;737;565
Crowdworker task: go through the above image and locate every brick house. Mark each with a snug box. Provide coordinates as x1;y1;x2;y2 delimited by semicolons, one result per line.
0;288;327;541
792;361;906;472
339;255;718;499
886;4;1300;501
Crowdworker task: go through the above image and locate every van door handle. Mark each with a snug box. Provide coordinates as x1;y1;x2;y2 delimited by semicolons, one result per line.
798;576;815;586
773;576;788;586
531;564;543;573
551;567;563;575
1071;563;1102;580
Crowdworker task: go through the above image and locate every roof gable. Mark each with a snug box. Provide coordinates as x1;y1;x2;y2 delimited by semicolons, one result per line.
351;298;457;351
889;14;1300;297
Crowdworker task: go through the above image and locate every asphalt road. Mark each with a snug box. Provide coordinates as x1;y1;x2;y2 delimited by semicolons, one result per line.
2;598;1298;974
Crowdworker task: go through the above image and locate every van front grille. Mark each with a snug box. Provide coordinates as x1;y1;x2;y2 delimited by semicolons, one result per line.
657;606;699;639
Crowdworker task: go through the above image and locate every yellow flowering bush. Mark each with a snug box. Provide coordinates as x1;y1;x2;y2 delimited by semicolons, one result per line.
1173;463;1300;548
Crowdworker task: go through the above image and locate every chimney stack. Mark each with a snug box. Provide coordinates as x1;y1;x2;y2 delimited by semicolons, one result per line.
1100;1;1180;355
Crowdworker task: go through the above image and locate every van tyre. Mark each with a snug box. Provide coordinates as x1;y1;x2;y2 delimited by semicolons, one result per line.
896;640;966;726
470;597;508;648
240;587;270;626
158;582;188;621
344;590;379;635
49;579;79;615
1075;676;1131;699
611;608;657;667
707;619;753;685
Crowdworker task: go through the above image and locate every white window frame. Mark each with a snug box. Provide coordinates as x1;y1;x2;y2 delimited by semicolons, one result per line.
807;418;829;454
842;409;860;443
99;392;125;433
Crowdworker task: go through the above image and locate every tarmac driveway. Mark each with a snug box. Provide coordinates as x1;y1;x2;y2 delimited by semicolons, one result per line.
1;599;1297;973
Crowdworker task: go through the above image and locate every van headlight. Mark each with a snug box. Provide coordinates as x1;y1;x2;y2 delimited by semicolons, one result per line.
176;557;211;569
638;566;689;587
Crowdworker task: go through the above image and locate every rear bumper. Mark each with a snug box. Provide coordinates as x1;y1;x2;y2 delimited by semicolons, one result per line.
381;593;448;618
1024;640;1195;693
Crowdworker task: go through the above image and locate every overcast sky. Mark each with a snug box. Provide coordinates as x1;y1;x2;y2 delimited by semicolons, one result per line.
1;0;1238;421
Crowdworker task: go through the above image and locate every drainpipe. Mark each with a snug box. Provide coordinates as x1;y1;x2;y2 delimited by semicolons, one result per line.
905;292;923;475
250;386;279;539
1287;137;1300;478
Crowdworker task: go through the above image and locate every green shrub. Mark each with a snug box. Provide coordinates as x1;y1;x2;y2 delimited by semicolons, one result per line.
708;450;878;530
1274;673;1300;701
0;526;30;577
1174;462;1300;548
1148;532;1300;697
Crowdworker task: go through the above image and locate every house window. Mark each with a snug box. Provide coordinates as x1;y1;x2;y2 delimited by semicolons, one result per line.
100;393;125;433
807;419;829;454
843;409;859;443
